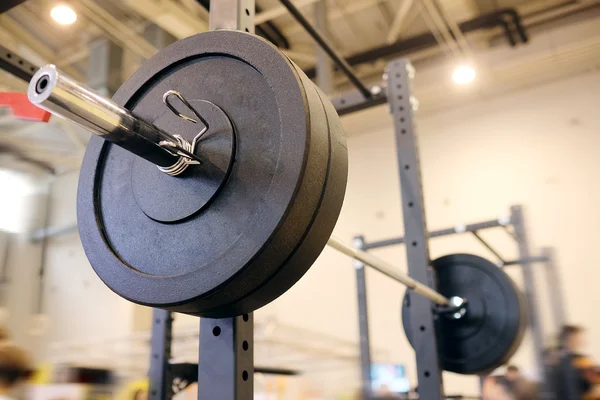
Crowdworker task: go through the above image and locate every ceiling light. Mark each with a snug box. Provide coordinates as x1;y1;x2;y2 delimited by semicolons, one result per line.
452;65;476;85
50;4;77;25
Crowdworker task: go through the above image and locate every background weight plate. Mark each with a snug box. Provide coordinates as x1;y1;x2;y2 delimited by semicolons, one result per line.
77;31;348;317
402;254;527;375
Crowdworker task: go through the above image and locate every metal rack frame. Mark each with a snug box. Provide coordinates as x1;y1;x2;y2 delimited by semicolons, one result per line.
353;206;566;399
347;69;567;399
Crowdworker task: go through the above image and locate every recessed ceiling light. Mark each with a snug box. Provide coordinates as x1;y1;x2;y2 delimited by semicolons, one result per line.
452;65;476;85
51;4;77;26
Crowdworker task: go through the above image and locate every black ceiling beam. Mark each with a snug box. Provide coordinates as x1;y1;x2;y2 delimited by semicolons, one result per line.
279;0;371;98
0;43;38;82
1;0;27;14
196;0;290;49
304;8;528;78
256;4;290;49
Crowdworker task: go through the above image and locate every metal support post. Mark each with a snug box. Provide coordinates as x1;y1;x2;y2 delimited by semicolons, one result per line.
389;59;444;399
198;315;254;400
480;376;487;397
353;236;373;400
149;309;174;400
143;24;177;50
209;0;255;33
541;247;566;333
314;0;333;94
470;231;507;266
510;206;546;392
87;37;123;97
197;4;256;400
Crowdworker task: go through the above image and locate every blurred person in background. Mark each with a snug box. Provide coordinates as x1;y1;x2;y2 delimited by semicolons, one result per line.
558;325;600;399
498;365;538;400
0;341;34;400
0;327;9;342
132;388;148;400
483;365;539;400
482;375;514;400
496;365;522;394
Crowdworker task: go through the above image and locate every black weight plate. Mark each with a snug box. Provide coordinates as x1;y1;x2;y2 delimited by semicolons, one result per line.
77;31;348;317
402;254;527;375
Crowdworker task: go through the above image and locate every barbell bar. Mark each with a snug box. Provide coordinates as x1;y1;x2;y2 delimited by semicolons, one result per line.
28;64;451;308
327;237;450;305
28;65;202;173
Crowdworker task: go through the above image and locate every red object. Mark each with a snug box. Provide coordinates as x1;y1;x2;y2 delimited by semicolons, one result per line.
0;92;51;122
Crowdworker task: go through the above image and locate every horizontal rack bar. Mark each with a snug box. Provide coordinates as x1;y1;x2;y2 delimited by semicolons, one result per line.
363;217;510;250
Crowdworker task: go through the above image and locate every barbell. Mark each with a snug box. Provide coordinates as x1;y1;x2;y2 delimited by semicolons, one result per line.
28;30;526;375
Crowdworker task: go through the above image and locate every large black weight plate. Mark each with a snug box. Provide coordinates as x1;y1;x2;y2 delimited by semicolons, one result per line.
77;31;348;317
402;254;527;375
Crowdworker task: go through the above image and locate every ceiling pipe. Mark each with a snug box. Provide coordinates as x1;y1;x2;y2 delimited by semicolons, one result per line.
304;8;527;78
0;0;26;14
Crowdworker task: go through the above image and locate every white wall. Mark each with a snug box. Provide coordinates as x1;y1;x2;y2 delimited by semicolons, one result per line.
41;171;136;355
35;69;600;396
268;69;600;395
1;191;47;355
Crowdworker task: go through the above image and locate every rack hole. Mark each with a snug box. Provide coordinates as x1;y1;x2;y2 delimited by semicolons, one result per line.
412;241;418;247
408;202;413;207
6;53;12;59
424;371;430;378
245;28;249;32
212;326;221;336
420;325;426;331
245;8;250;16
243;314;249;322
18;60;23;65
398;95;403;100
242;341;249;351
399;106;404;111
401;129;406;134
242;370;249;381
400;117;405;123
404;165;410;170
